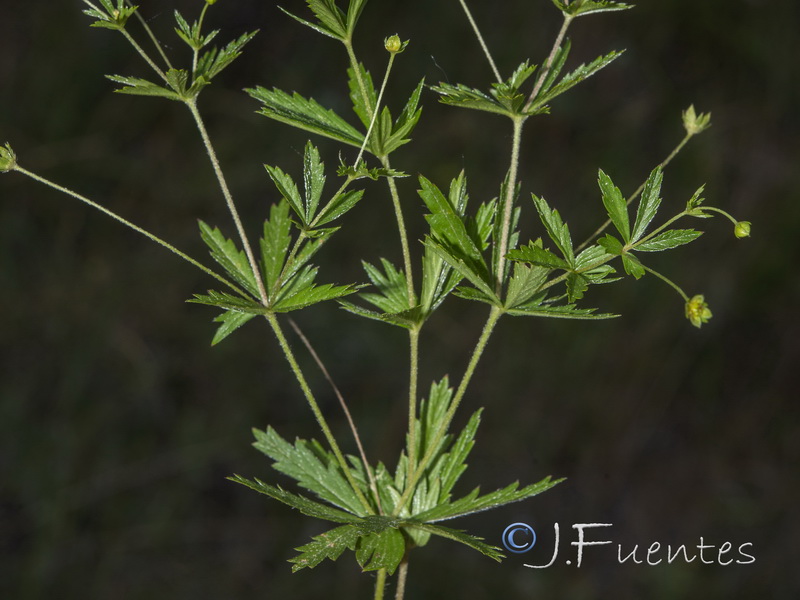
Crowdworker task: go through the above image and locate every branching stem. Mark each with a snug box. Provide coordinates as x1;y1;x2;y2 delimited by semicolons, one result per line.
266;313;373;514
187;99;270;306
287;317;383;514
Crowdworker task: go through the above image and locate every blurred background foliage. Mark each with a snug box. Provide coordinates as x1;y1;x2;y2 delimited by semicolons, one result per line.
0;1;797;598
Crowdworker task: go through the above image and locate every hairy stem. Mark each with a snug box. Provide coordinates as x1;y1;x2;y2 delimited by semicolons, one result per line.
394;557;409;600
495;117;525;294
576;132;694;252
373;568;388;600
266;314;373;514
13;165;246;296
187;99;270;306
394;306;502;514
406;328;420;485
287;317;383;514
457;0;502;82
380;158;416;304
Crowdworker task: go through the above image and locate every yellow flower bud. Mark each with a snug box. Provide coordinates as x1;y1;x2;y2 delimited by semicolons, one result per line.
384;35;403;54
685;294;712;328
734;221;751;239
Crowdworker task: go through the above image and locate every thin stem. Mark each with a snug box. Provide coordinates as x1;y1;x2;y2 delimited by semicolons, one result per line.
287;317;383;514
125;0;174;71
457;0;502;83
394;306;502;515
373;568;388;600
13;165;245;296
394;557;409;600
697;205;739;225
405;328;420;485
495;117;525;294
119;28;169;84
266;314;373;514
523;15;573;113
576;132;694;252
354;53;396;168
642;265;689;302
186;99;270;306
380;159;416;304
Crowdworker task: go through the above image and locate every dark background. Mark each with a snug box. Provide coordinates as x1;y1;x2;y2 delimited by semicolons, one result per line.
1;1;797;598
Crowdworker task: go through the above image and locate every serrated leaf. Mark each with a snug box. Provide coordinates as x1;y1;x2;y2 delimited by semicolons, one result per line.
260;201;292;294
360;258;413;313
248;87;364;147
506;303;617;320
199;221;260;296
424;239;497;304
273;281;359;312
315;189;364;226
621;252;645;279
405;522;504;561
251;427;368;515
631;167;663;242
597;233;624;255
382;78;425;155
289;524;360;571
338;301;421;329
210;310;257;345
346;0;369;32
504;262;550;309
508;241;569;270
635;229;703;252
106;75;183;101
189;290;267;314
347;62;377;128
575;244;613;270
228;475;361;523
531;51;624;112
414;477;561;523
598;170;630;243
195;31;257;81
265;165;304;223
566;272;589;302
551;0;633;17
302;141;326;223
531;194;575;265
356;528;406;574
539;39;571;96
431;82;516;118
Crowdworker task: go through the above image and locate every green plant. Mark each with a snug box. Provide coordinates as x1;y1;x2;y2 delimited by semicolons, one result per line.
0;0;751;598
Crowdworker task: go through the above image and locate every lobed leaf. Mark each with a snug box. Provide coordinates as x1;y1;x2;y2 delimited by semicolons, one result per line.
598;170;630;243
635;229;703;252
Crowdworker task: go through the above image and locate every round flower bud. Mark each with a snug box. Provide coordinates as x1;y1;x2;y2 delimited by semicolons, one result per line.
734;221;751;239
685;294;712;329
384;35;403;54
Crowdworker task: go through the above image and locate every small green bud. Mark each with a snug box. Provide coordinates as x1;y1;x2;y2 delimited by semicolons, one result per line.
685;294;712;329
734;221;751;239
0;143;17;172
682;105;712;136
206;0;218;5
384;34;405;54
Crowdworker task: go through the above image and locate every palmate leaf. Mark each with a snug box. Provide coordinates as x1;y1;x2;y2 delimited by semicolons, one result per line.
431;82;517;118
251;426;368;515
273;271;359;312
382;78;425;155
82;0;136;30
248;87;364;147
360;258;413;314
189;289;267;314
